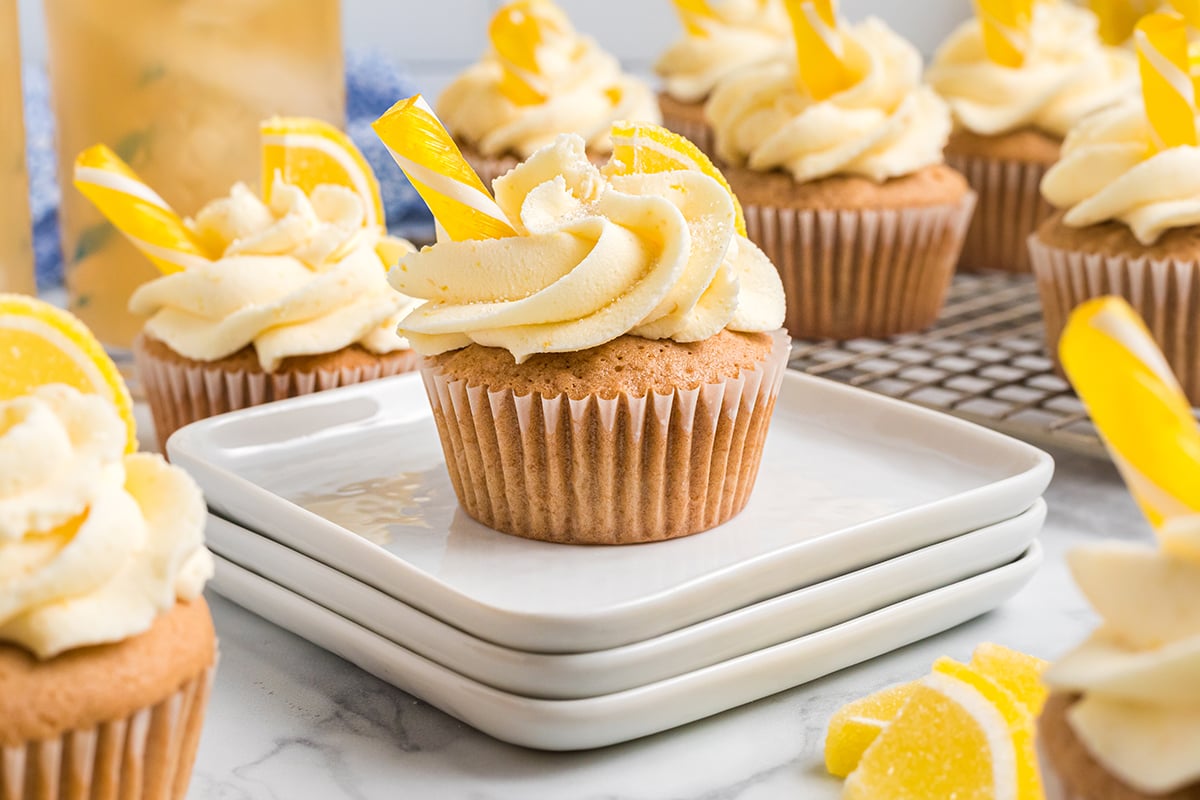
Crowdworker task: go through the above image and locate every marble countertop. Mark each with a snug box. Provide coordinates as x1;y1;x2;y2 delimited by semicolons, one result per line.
188;445;1138;800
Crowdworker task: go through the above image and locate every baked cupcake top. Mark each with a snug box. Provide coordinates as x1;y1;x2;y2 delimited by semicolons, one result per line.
656;0;791;104
706;12;951;184
926;2;1136;139
437;0;661;159
0;384;212;660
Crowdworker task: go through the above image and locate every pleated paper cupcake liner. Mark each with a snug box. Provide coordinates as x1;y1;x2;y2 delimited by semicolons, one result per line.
947;153;1055;274
0;666;213;800
658;106;716;157
420;329;791;545
1029;235;1200;404
135;336;421;453
743;193;976;341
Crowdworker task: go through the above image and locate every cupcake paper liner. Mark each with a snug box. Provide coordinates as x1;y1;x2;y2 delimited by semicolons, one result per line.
420;329;791;545
743;193;976;341
0;666;213;800
658;104;716;157
135;336;420;452
1029;235;1200;404
947;153;1055;274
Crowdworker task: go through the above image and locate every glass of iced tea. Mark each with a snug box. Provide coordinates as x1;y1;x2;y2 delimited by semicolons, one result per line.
0;0;34;295
45;0;345;351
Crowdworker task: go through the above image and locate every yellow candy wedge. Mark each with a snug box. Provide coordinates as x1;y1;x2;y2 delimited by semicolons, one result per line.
824;683;914;778
670;0;718;37
1135;12;1198;150
1060;297;1200;534
260;117;386;229
73;145;212;276
1089;0;1159;46
372;94;517;242
0;294;135;453
975;0;1035;68
489;0;570;105
782;0;856;101
970;642;1049;716
606;121;747;236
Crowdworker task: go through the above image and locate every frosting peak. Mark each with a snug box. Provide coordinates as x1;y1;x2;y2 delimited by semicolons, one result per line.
389;134;785;361
0;385;212;660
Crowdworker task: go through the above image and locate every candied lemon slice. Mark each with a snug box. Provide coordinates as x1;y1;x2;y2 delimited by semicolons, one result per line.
606;121;747;236
0;294;135;453
261;117;386;229
73;145;212;275
373;95;517;242
824;683;914;778
970;643;1048;716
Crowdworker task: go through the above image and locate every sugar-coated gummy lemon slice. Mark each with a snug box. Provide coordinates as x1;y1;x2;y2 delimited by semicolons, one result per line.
606;121;747;236
261;117;386;229
969;643;1048;716
0;294;135;453
824;683;914;778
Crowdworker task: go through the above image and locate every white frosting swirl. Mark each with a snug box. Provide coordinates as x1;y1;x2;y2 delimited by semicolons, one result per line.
926;2;1137;139
1039;100;1200;245
129;177;420;372
1044;529;1200;795
0;385;212;660
389;134;785;362
656;0;791;104
706;18;952;183
437;10;660;159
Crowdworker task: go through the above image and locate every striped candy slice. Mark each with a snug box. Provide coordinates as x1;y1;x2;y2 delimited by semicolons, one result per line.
783;0;856;101
1136;12;1198;149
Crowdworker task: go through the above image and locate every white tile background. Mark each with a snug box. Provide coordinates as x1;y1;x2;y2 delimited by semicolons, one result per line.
17;0;971;97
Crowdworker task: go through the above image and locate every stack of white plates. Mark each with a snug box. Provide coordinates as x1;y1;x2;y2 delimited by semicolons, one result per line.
170;371;1053;751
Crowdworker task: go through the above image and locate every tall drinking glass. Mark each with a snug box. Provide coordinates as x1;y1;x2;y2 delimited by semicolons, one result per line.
0;0;34;294
45;0;344;350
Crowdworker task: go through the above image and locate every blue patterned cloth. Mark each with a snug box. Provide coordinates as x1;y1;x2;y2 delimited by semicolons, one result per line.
25;50;434;290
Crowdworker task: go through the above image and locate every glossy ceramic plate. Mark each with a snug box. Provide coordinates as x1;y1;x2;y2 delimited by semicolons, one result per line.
206;501;1045;699
208;543;1043;751
172;371;1053;652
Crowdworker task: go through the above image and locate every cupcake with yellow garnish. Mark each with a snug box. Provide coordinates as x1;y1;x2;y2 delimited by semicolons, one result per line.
656;0;791;154
927;0;1137;273
1031;11;1200;403
707;1;973;340
1039;298;1200;800
0;295;215;800
437;0;661;190
75;118;422;452
374;97;787;545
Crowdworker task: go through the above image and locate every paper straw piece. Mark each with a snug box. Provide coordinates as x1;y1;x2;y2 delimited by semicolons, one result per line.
489;0;569;105
1136;12;1198;149
975;0;1035;68
782;0;855;101
372;95;517;242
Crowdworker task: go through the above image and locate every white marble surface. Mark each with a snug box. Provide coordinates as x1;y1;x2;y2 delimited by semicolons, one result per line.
185;444;1141;800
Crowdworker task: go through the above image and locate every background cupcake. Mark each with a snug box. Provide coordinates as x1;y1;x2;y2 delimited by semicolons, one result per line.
74;119;422;452
375;97;787;545
927;0;1137;273
436;0;661;189
656;0;791;154
707;6;973;340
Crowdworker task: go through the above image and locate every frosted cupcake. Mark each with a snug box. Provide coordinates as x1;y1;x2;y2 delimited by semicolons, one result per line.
656;0;790;154
707;10;973;340
437;0;661;189
375;98;787;545
927;1;1137;273
74;119;422;451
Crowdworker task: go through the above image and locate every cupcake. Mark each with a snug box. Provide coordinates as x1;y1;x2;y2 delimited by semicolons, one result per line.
74;119;422;452
376;97;787;545
706;11;974;340
655;0;791;155
0;298;215;800
436;0;661;189
927;1;1137;273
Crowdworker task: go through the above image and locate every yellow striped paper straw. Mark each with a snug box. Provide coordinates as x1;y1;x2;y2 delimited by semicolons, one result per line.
782;0;855;101
670;0;718;37
489;0;569;106
1136;12;1198;149
975;0;1035;68
1089;0;1161;46
73;145;212;275
1060;298;1200;544
1165;0;1200;100
372;95;517;242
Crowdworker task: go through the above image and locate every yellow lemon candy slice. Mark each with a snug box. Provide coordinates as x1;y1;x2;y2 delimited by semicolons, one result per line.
969;642;1048;716
824;683;914;778
260;117;386;229
0;294;135;453
606;121;747;236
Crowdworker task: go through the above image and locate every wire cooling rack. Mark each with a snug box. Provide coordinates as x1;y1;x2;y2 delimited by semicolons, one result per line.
787;273;1110;457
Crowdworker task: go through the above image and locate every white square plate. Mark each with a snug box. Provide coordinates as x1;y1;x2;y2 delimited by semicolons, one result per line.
206;500;1045;699
171;371;1053;652
208;543;1043;751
